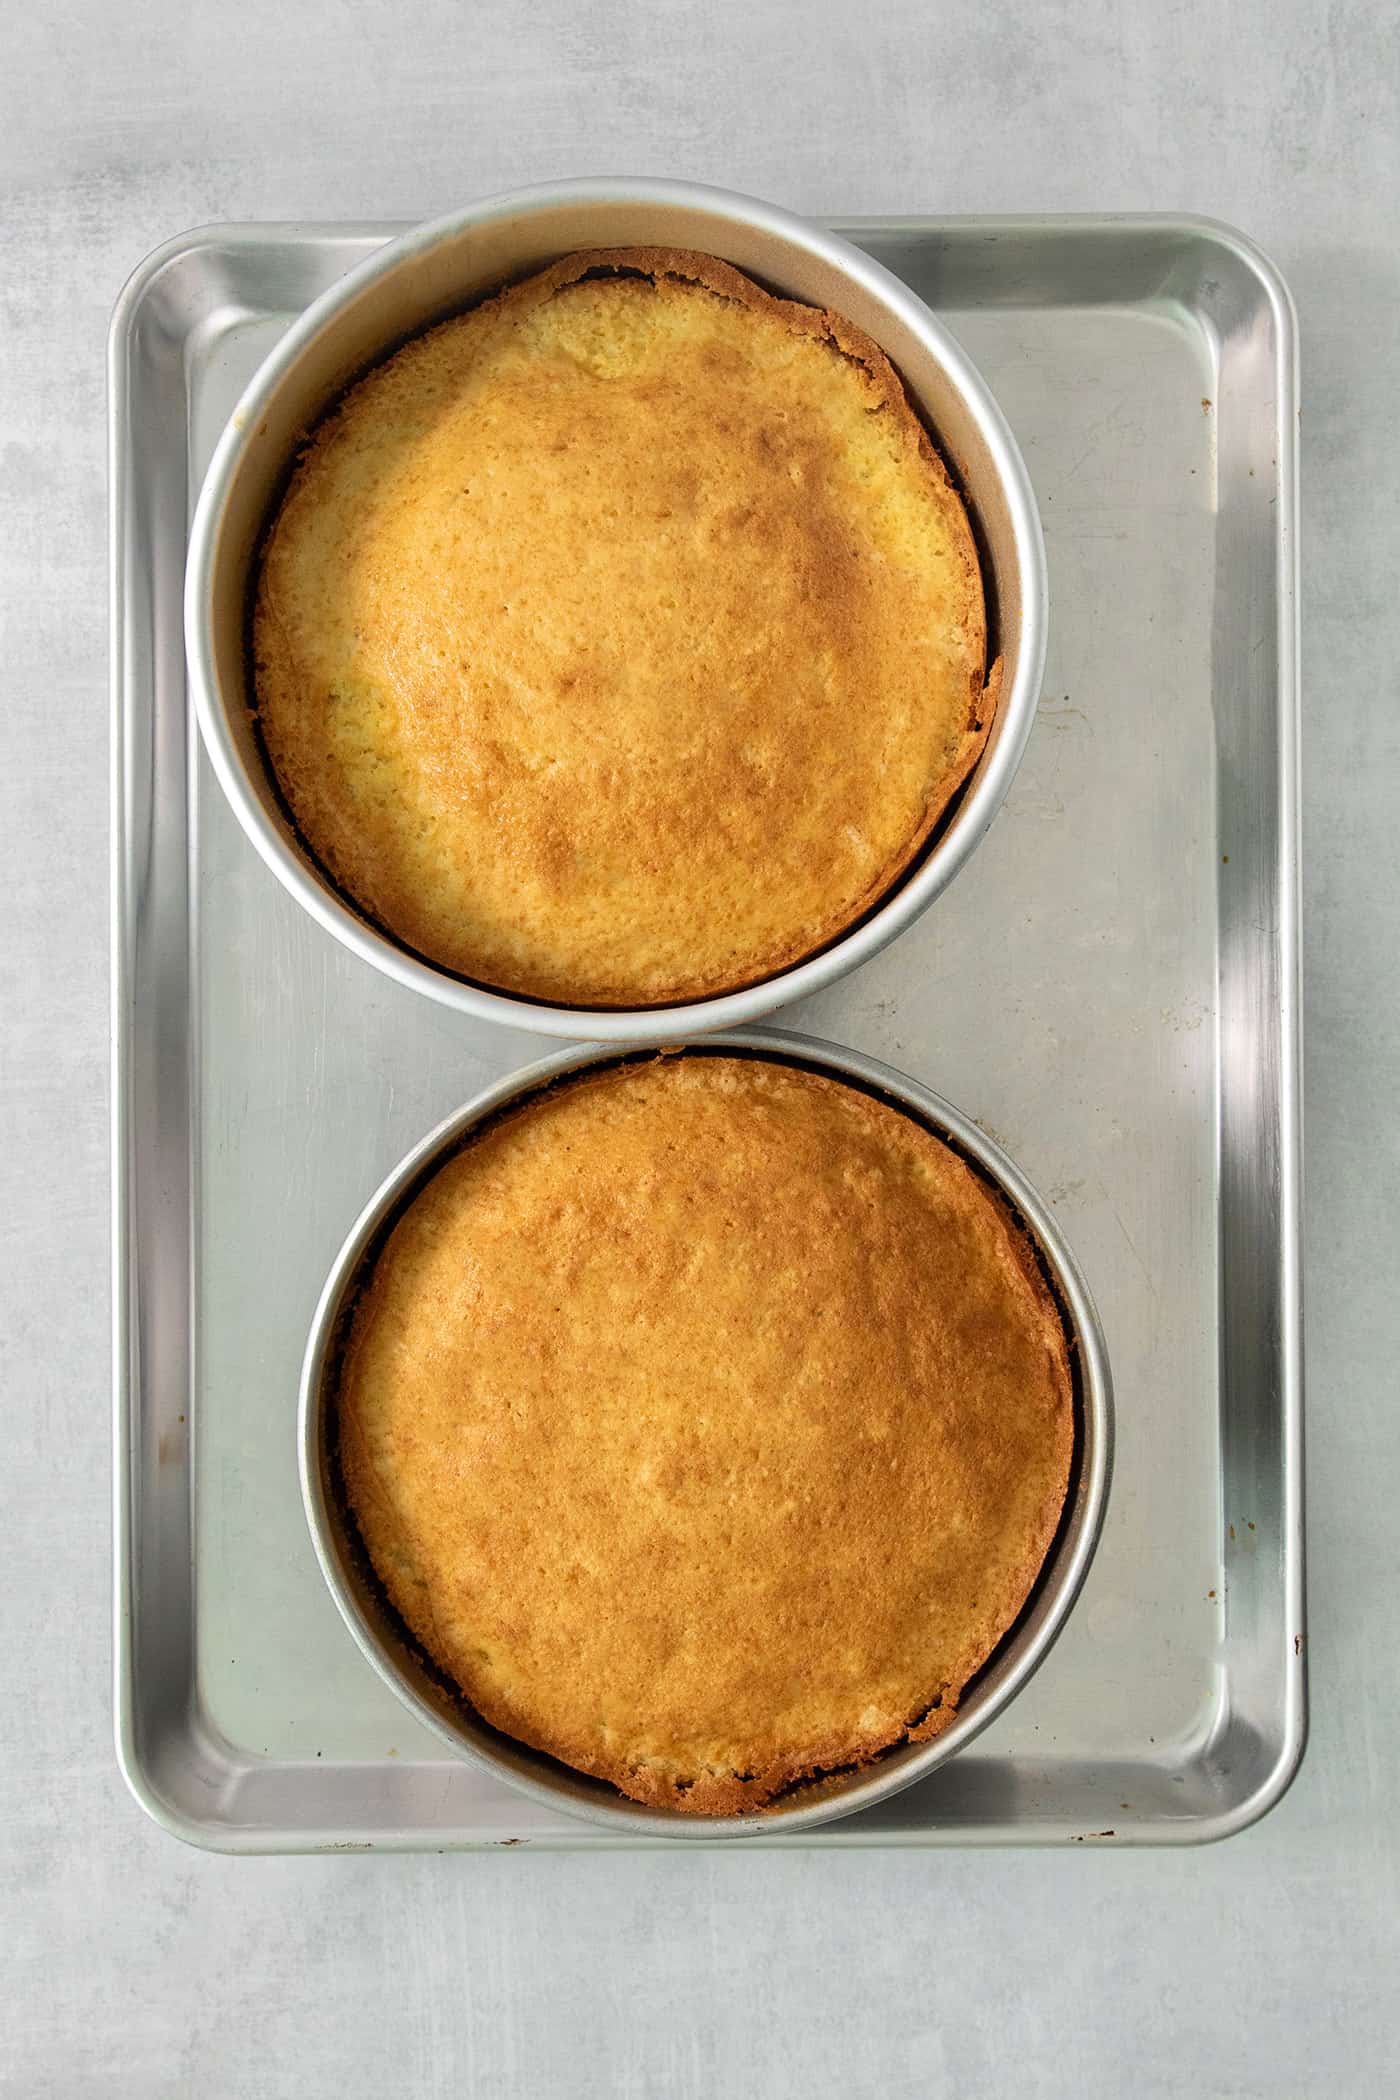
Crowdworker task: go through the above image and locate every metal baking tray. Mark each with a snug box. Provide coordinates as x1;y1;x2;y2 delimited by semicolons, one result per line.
111;214;1303;1850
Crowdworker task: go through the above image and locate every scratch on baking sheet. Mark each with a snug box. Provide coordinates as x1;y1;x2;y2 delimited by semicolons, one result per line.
1046;1176;1087;1207
973;1116;1017;1155
1056;420;1109;489
1004;787;1066;823
1039;694;1093;733
1053;393;1148;495
1110;1204;1157;1307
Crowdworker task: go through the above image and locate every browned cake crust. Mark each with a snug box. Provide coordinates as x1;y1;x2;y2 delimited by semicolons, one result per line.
337;1055;1073;1814
253;248;995;1007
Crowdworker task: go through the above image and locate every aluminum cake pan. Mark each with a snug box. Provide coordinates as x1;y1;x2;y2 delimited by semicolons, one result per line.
299;1030;1113;1840
182;178;1047;1040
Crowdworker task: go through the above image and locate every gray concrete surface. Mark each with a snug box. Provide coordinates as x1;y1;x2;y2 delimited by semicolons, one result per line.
3;1;1397;2092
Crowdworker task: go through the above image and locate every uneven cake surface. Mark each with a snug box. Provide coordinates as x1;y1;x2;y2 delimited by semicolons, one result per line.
255;247;991;1005
338;1055;1073;1813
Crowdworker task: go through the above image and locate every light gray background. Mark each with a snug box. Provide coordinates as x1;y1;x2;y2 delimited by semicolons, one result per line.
3;1;1397;2093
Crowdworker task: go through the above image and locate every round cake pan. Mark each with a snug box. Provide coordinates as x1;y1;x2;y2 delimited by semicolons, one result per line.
299;1028;1112;1840
187;178;1047;1041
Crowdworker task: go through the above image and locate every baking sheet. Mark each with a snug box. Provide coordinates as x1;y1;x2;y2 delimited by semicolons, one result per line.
111;215;1303;1848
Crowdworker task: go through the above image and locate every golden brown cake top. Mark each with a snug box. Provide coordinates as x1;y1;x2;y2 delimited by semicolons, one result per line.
254;248;992;1007
337;1055;1073;1813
